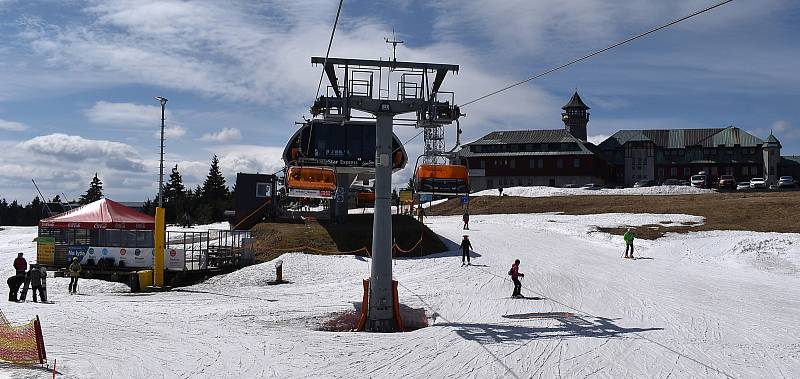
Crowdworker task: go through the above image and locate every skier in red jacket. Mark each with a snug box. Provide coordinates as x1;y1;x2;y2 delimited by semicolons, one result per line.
509;259;524;298
13;253;27;275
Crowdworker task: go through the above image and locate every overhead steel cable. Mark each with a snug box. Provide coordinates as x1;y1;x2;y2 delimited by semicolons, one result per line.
459;0;734;108
306;0;344;163
315;0;344;100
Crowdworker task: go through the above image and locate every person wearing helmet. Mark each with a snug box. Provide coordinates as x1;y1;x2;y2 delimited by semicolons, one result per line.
623;228;636;259
460;235;472;266
68;257;81;294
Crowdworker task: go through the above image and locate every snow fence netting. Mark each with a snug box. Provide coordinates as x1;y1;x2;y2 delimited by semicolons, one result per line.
0;312;46;365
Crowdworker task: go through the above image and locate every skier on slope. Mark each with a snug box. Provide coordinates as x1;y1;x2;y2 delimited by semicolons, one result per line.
13;253;27;275
462;210;470;230
68;257;81;294
460;235;472;266
509;259;524;298
623;228;636;259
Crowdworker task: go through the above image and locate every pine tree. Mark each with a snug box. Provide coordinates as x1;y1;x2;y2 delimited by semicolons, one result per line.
79;173;104;204
198;156;228;222
202;155;228;201
163;164;187;223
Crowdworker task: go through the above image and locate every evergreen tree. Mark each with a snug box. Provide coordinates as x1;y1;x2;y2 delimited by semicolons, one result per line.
201;155;229;222
202;155;228;201
163;164;187;223
79;173;104;204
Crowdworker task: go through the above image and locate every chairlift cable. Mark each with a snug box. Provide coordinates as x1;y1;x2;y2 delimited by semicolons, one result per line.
314;0;344;100
459;0;734;108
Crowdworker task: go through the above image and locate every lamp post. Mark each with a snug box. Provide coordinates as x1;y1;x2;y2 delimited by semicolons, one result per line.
155;96;168;207
153;96;168;289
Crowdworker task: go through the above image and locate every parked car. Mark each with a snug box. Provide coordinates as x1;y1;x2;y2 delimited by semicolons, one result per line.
736;182;750;191
778;176;796;188
749;177;767;189
679;180;691;186
633;180;655;188
718;175;736;190
582;183;603;190
690;172;708;188
661;179;680;186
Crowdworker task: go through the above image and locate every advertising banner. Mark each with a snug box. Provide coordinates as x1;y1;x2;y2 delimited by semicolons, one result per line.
66;246;184;269
35;237;55;265
399;190;413;204
288;188;334;199
165;248;185;271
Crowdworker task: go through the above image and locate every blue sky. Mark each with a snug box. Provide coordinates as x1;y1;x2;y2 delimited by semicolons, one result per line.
0;0;798;202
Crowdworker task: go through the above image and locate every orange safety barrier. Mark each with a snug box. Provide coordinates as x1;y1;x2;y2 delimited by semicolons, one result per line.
0;312;46;365
286;166;337;191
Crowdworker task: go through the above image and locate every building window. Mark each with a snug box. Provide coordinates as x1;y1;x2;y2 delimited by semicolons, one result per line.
743;166;749;175
751;166;758;175
684;168;690;176
670;167;677;177
480;160;486;169
557;159;564;169
510;160;516;169
529;159;535;169
573;159;580;168
256;183;271;198
537;159;544;169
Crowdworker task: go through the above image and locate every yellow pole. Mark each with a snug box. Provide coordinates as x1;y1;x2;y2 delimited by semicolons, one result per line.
154;207;165;287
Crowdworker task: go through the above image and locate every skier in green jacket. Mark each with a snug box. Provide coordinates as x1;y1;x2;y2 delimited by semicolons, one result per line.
623;228;636;259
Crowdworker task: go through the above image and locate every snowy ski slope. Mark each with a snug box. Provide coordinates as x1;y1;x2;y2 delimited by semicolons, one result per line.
1;212;799;378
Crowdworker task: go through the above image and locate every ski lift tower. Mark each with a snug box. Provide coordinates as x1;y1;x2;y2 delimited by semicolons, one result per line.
311;56;461;332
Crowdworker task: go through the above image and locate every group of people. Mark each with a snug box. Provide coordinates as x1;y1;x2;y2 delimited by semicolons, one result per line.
457;219;636;298
8;253;47;302
7;253;83;302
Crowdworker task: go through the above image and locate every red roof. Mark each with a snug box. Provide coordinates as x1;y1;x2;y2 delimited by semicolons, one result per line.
39;198;155;230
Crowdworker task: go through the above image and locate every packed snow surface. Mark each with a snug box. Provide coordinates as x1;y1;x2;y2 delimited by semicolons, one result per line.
2;212;800;378
473;185;714;197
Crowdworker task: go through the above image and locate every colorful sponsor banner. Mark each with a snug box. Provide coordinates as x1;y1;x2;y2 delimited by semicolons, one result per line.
67;246;184;270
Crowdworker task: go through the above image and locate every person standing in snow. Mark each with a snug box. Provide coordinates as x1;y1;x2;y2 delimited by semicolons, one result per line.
68;257;81;294
460;235;472;265
462;210;470;230
509;259;524;298
623;228;636;259
28;265;43;302
498;187;504;196
13;253;27;275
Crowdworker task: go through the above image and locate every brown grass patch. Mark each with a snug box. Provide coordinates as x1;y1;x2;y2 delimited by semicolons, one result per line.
430;191;800;239
250;214;447;263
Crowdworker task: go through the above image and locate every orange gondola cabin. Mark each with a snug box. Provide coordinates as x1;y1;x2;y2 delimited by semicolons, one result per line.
286;166;337;199
414;164;470;195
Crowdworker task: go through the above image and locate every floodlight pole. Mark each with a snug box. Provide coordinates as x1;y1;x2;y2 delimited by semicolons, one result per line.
155;97;168;208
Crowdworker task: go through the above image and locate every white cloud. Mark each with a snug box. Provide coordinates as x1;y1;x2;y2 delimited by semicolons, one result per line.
85;101;164;127
200;127;241;143
770;120;799;140
0;118;28;131
18;133;145;172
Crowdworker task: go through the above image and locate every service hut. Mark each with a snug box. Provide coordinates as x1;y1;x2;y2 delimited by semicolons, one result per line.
36;198;155;270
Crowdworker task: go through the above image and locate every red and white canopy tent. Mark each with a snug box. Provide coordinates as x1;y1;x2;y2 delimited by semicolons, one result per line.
39;198;154;230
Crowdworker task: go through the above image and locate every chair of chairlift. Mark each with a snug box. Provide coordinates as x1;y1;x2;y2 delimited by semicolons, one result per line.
414;164;470;195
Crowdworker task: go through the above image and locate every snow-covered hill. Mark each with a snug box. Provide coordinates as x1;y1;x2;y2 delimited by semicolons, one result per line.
1;213;799;378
